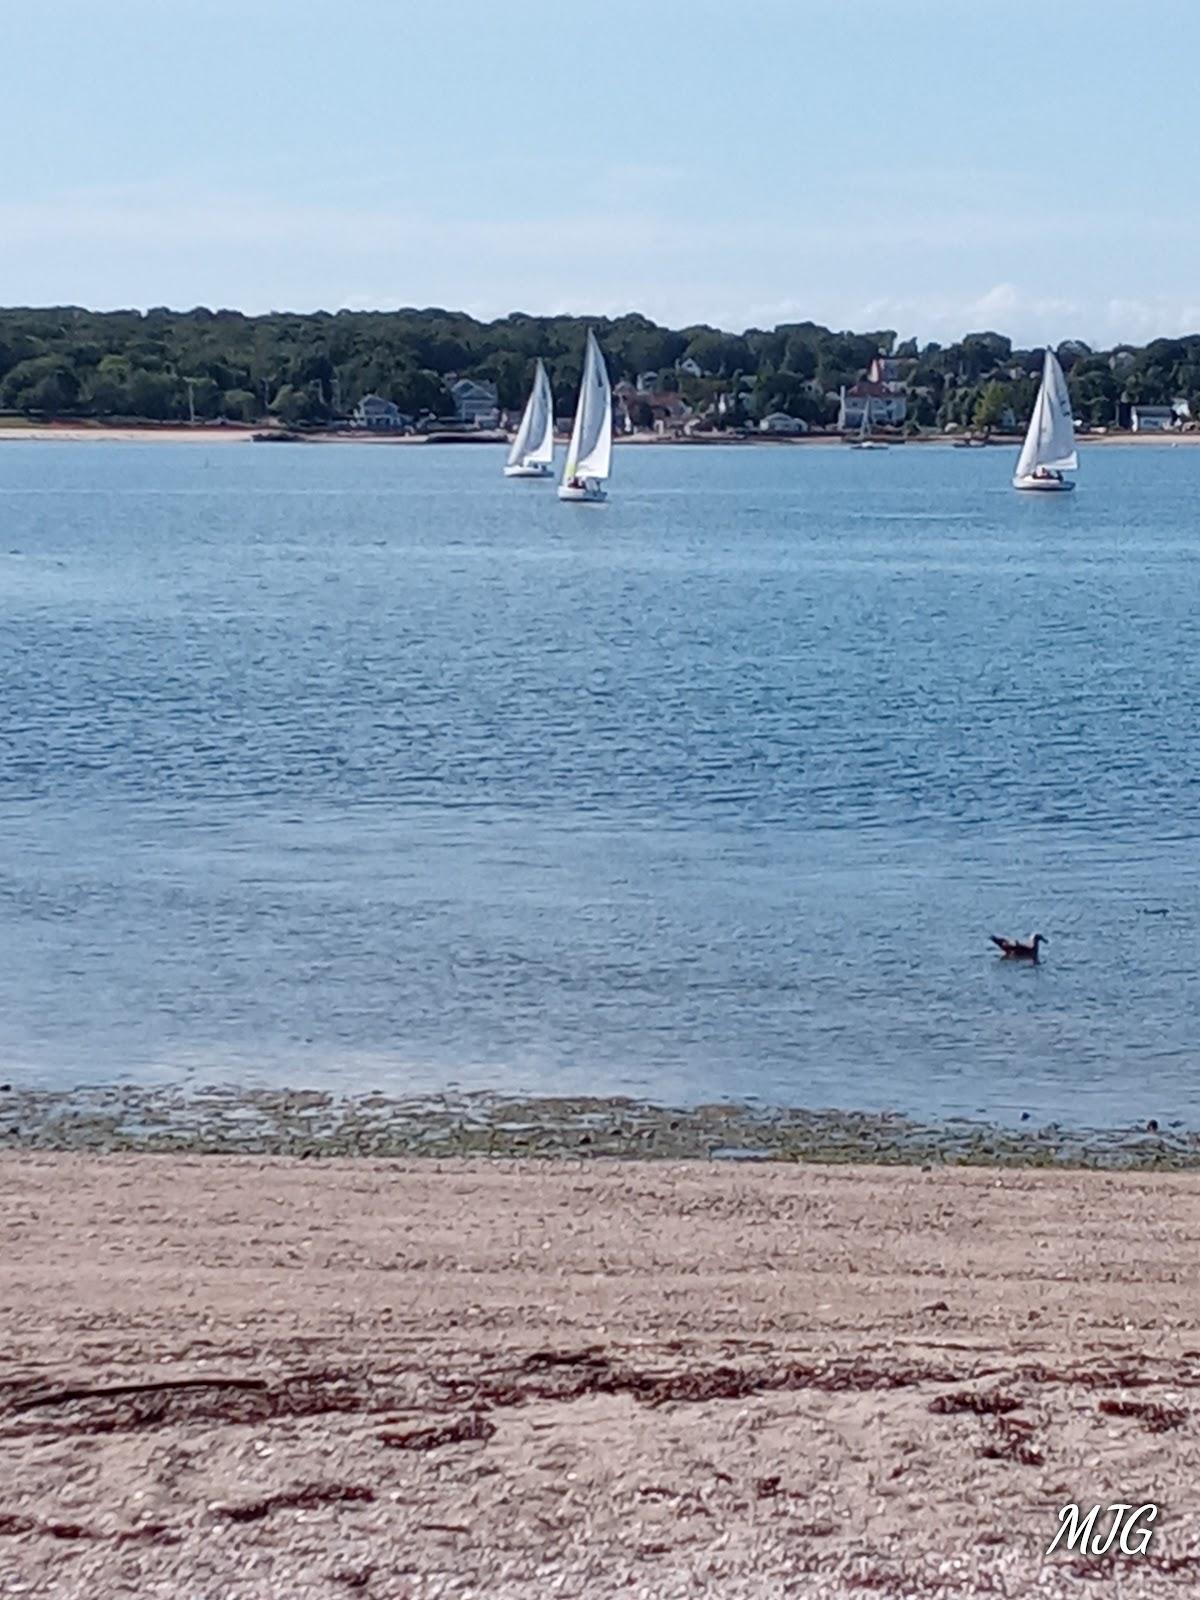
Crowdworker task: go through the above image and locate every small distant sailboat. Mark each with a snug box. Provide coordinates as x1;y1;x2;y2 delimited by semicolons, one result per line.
1013;349;1077;492
849;394;888;450
558;330;612;503
504;359;555;479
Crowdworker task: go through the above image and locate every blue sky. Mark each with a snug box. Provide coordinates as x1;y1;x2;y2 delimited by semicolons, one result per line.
4;0;1196;345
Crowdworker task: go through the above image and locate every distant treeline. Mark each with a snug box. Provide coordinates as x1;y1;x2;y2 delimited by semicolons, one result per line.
2;306;1200;429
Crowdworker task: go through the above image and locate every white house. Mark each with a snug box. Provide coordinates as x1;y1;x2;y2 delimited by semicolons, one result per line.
352;394;407;431
839;383;906;430
676;357;703;379
759;411;807;435
448;377;499;428
635;370;659;393
1131;404;1178;433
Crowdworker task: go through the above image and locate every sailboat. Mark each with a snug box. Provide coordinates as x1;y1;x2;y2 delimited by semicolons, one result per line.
849;393;888;450
1013;349;1077;491
504;359;555;478
557;330;612;502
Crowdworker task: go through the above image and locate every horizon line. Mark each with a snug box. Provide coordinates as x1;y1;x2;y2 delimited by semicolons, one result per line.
3;302;1196;354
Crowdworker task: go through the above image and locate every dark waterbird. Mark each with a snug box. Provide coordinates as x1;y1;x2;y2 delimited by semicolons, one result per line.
990;933;1047;962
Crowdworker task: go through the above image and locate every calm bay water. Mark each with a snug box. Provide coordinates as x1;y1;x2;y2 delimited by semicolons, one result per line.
2;439;1199;1126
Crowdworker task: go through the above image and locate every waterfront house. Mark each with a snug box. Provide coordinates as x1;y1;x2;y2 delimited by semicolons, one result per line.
448;377;500;428
839;382;907;430
759;411;808;435
1131;404;1178;432
676;356;704;379
613;380;692;434
352;394;408;431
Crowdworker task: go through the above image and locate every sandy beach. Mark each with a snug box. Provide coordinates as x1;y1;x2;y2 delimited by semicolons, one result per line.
0;424;257;444
4;1153;1199;1597
2;422;1198;447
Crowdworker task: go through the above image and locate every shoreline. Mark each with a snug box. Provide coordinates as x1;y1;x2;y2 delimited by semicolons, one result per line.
1;1083;1193;1168
2;1150;1197;1596
1;421;1197;447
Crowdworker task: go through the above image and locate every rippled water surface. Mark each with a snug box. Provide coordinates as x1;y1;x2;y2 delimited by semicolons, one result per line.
3;439;1199;1124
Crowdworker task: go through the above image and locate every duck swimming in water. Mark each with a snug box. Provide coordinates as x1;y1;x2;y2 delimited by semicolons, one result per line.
990;933;1047;962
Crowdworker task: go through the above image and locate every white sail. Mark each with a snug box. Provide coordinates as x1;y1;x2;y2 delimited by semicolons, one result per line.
563;330;612;484
530;362;554;463
1015;349;1078;478
507;359;554;467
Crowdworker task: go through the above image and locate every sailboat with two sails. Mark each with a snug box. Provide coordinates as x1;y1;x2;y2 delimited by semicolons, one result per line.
1013;349;1077;492
504;359;555;478
558;330;613;502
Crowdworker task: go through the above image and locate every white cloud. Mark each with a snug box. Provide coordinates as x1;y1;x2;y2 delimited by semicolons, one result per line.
1101;297;1200;341
845;284;1085;346
7;183;1200;347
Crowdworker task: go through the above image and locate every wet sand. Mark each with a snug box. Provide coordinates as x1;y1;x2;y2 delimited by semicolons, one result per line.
3;1153;1199;1597
2;1083;1193;1168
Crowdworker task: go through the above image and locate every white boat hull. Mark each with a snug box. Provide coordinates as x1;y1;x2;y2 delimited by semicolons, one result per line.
504;462;552;478
557;481;607;502
1013;474;1074;492
850;441;889;450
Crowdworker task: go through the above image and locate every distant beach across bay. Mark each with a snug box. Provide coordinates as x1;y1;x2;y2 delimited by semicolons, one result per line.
1;421;1197;446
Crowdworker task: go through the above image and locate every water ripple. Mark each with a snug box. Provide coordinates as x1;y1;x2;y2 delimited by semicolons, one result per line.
2;441;1200;1125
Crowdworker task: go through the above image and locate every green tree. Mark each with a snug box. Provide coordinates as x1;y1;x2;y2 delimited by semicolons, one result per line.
184;375;222;419
1069;364;1117;426
751;368;825;424
781;335;817;380
391;369;448;416
127;369;181;420
0;302;1194;434
680;326;750;376
910;390;937;428
223;388;259;423
973;381;1011;429
83;355;132;416
1;355;81;413
957;333;1011;383
270;384;313;425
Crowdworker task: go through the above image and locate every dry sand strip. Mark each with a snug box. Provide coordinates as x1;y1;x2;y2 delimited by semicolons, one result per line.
2;423;1199;448
3;1155;1200;1598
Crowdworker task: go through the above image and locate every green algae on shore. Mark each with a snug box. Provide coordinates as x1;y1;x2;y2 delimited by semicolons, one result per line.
0;1085;1195;1170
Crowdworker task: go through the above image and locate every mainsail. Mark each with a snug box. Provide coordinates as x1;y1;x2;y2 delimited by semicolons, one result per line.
563;330;612;483
507;359;554;467
1015;349;1078;478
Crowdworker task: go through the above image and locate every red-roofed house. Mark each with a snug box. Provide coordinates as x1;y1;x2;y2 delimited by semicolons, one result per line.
838;351;913;429
613;380;693;434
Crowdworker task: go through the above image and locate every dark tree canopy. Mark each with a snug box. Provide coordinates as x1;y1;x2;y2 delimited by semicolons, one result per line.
0;304;1194;430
